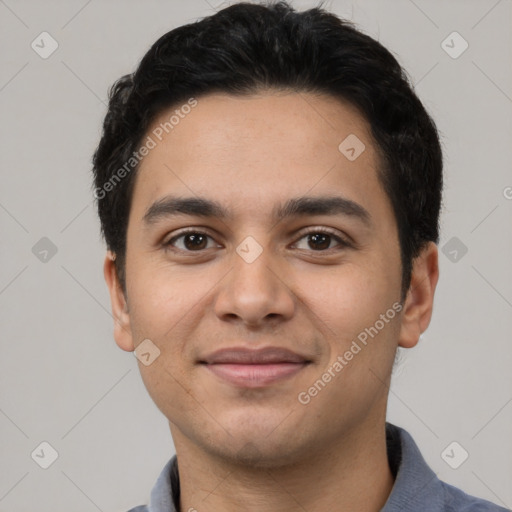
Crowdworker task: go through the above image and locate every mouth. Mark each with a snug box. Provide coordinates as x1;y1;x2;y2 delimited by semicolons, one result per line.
202;362;310;387
198;347;312;388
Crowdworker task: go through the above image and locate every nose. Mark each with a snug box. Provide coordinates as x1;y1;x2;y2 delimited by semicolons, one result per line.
213;242;296;328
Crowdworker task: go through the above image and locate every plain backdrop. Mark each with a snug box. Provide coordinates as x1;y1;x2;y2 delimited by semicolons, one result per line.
0;0;511;510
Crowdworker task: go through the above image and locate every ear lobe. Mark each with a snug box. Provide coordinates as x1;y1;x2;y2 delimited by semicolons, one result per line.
103;251;135;352
398;242;439;349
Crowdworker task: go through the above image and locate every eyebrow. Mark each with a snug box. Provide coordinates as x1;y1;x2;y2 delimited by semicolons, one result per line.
142;194;372;228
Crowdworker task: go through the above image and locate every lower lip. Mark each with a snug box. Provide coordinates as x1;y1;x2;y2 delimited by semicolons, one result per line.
204;363;308;388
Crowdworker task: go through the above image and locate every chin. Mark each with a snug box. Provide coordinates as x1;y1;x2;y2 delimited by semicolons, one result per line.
202;421;306;469
213;439;302;470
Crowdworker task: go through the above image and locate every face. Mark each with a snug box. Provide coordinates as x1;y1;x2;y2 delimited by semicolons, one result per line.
105;90;438;467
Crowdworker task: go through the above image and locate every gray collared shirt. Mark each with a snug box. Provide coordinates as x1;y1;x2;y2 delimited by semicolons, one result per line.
128;422;509;512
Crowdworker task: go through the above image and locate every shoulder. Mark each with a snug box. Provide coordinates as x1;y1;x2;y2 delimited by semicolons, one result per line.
123;455;179;512
441;480;510;512
383;423;509;512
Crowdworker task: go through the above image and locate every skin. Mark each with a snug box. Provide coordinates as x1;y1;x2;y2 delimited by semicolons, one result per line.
104;90;439;512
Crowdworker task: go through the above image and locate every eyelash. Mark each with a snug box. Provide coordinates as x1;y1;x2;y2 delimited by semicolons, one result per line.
163;227;352;254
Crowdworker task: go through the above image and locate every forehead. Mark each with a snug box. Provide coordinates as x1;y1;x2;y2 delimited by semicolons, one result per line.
130;91;390;226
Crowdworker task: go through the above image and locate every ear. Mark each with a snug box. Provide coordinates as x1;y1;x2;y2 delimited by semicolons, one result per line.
103;251;134;352
398;242;439;349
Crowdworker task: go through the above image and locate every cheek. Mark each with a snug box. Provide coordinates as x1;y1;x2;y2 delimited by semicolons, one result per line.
296;258;401;376
126;261;221;387
303;259;398;324
127;258;204;338
127;266;206;415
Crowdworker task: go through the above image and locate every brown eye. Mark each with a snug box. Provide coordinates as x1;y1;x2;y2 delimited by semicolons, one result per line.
307;232;331;250
294;229;351;251
165;231;217;251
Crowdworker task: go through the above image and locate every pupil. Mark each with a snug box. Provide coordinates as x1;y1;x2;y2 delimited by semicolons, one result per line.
310;233;330;250
185;234;206;250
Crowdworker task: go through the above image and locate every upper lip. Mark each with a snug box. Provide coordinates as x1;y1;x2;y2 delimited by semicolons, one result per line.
200;347;311;365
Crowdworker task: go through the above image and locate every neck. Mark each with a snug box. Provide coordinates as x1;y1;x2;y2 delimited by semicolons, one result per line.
171;420;394;512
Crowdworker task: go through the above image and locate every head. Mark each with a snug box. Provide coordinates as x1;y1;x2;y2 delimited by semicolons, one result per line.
94;1;442;466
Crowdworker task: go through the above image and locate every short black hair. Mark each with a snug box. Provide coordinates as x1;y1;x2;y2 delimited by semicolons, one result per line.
92;0;443;302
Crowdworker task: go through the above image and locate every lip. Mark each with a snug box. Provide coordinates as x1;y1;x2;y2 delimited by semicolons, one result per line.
204;362;309;388
200;347;310;364
199;347;312;388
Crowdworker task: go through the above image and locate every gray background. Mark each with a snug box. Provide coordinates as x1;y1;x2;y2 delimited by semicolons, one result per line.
1;0;511;510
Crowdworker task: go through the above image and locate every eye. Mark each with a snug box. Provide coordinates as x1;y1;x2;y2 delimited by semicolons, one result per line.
293;228;351;251
163;227;352;254
164;229;219;252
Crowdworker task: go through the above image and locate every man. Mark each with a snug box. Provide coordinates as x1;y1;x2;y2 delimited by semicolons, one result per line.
92;1;508;511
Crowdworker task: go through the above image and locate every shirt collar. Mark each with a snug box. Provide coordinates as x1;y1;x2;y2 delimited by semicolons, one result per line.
381;422;445;511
